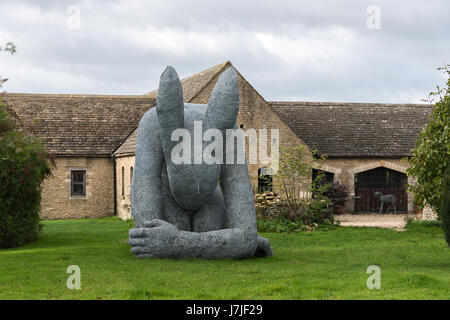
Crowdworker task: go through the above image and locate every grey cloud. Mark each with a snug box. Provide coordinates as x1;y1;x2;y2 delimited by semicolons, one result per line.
0;0;448;102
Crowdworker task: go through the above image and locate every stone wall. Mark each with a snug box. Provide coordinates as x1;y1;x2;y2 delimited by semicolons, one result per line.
115;155;135;219
40;157;115;219
422;205;438;220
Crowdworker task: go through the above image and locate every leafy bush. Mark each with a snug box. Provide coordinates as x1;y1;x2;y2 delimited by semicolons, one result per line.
257;145;334;233
407;65;450;218
0;98;54;248
256;195;333;233
256;197;333;233
324;182;349;214
304;197;334;225
440;165;450;246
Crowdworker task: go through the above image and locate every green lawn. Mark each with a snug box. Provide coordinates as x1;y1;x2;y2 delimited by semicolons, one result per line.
0;218;448;299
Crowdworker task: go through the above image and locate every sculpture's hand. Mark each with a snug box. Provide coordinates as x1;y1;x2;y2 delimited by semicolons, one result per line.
255;236;273;257
129;219;179;258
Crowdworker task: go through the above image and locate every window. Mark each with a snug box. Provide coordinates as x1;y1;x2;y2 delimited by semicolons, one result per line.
121;166;125;197
130;166;133;184
312;169;334;198
258;168;273;193
71;171;86;196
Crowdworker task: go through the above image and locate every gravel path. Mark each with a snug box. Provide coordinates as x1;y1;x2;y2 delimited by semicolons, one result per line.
335;213;421;231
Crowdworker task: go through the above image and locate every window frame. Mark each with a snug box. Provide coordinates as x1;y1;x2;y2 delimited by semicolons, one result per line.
121;166;125;197
71;170;86;196
130;166;133;184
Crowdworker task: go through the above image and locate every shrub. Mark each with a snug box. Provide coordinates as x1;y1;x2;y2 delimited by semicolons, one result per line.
440;165;450;246
255;194;334;233
273;145;317;217
304;197;334;225
324;182;349;214
407;65;450;218
0;98;54;248
256;197;305;222
258;145;334;231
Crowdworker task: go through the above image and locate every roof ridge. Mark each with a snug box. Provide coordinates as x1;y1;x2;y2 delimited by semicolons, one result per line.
112;127;138;156
145;61;231;98
233;68;268;104
181;60;230;83
187;61;232;102
4;93;156;99
270;101;433;107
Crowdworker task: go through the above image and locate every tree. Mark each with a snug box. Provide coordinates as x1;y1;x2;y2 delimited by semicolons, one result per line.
0;43;55;248
406;65;450;218
0;98;55;248
271;145;332;223
0;42;16;89
440;165;450;246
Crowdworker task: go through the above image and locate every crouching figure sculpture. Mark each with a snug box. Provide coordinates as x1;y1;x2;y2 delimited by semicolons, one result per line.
129;66;272;259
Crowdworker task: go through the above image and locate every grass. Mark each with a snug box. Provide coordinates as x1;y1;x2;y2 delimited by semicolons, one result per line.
0;218;448;300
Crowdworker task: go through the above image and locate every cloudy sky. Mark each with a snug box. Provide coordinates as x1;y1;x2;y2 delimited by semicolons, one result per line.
0;0;449;103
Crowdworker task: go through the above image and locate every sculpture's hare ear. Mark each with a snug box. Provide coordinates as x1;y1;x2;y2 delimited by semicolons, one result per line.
156;66;184;131
205;67;239;131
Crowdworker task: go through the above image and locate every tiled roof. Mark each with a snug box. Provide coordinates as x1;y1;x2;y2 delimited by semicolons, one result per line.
146;61;231;102
5;65;433;159
270;101;433;157
4;93;155;156
114;128;139;157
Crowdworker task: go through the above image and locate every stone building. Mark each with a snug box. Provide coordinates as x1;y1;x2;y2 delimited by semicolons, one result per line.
272;102;432;212
4;61;433;219
4;94;154;219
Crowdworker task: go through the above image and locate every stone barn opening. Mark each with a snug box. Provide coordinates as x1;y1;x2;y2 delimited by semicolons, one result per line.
354;167;407;212
312;169;334;186
258;167;273;193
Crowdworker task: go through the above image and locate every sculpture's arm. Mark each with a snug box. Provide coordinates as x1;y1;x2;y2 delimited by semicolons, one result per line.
175;196;258;258
181;160;258;257
130;108;164;228
219;149;272;258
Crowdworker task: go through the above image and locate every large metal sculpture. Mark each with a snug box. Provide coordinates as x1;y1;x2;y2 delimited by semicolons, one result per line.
128;66;272;259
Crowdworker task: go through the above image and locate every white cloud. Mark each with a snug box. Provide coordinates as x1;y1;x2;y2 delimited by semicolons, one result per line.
255;26;356;67
0;0;448;102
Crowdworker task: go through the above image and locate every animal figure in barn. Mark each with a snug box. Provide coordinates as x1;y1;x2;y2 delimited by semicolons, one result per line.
374;191;397;214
